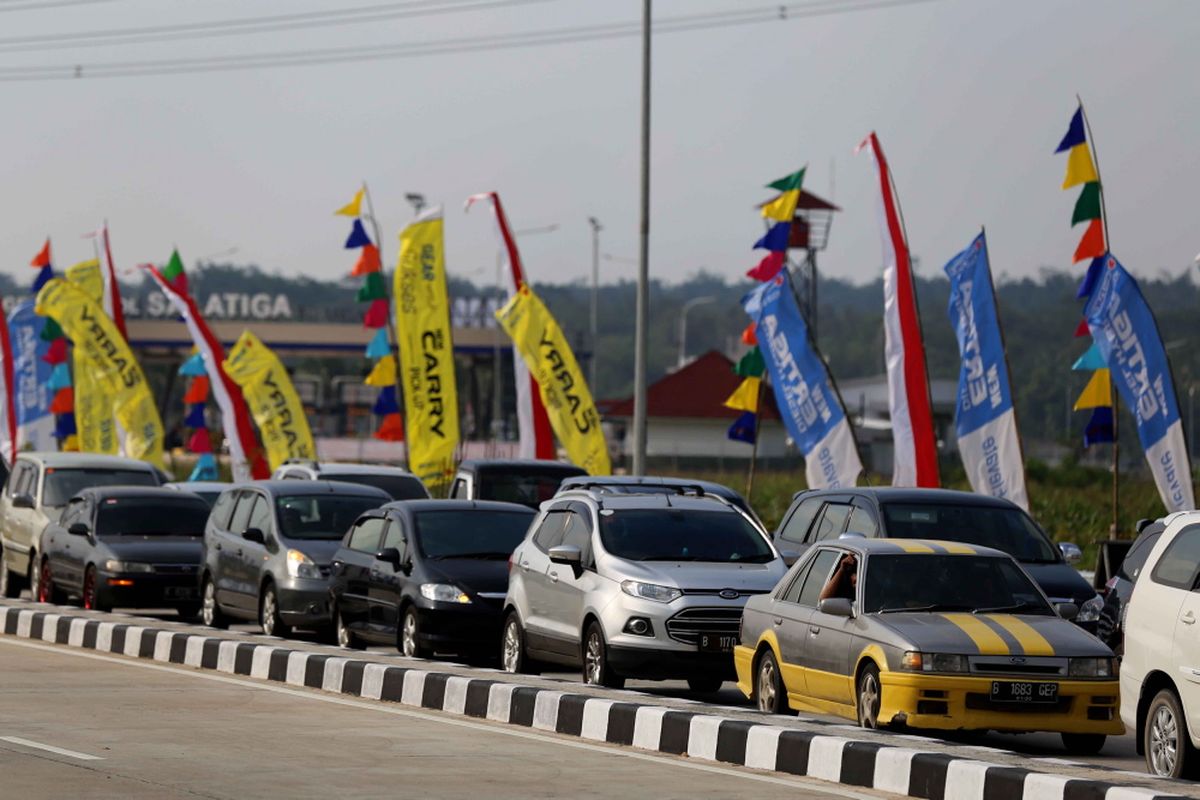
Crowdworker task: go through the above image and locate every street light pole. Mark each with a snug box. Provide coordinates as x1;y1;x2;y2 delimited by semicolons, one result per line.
588;217;602;393
633;0;651;475
678;296;715;368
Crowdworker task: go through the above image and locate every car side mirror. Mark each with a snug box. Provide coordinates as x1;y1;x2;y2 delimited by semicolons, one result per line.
1058;542;1082;565
1135;518;1153;535
12;493;34;510
67;522;90;537
779;549;801;567
242;527;265;544
548;544;582;566
376;547;403;570
818;597;854;618
1055;602;1079;620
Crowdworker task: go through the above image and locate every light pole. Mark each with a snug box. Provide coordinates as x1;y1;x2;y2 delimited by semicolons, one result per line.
588;216;602;392
633;0;651;475
678;296;715;368
405;193;426;216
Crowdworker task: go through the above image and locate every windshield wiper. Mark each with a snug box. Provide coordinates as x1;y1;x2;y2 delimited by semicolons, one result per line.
877;603;973;613
973;602;1049;615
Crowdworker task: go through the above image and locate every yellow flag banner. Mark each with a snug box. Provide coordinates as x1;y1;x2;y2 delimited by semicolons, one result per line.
395;207;460;489
66;259;119;455
496;286;611;475
222;330;316;471
66;259;104;303
35;278;164;468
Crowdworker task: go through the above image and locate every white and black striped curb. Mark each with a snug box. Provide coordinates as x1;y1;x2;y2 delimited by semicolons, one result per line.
1;606;1190;800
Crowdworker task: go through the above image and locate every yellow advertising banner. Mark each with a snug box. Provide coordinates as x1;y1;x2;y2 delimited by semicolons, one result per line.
35;278;164;468
222;330;315;471
395;207;460;491
66;259;119;455
65;259;103;303
495;286;610;475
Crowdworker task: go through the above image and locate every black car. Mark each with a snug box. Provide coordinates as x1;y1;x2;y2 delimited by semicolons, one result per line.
773;487;1104;630
329;499;535;659
37;487;211;614
200;480;391;636
448;459;587;509
557;475;760;525
1096;520;1164;654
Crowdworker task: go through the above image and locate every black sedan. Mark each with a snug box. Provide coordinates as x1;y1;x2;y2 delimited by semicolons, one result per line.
329;500;535;659
37;487;212;614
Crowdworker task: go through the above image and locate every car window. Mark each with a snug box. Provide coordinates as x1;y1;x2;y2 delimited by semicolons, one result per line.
245;496;273;537
324;473;428;500
796;549;842;607
532;511;568;552
863;554;1052;614
847;505;879;537
880;502;1059;563
1119;529;1163;583
561;505;594;565
276;494;384;541
41;468;159;507
1151;527;1200;590
96;497;211;538
778;497;822;544
348;517;387;554
60;498;86;528
449;478;468;499
209;491;237;530
780;557;817;603
381;520;407;562
813;503;853;542
477;468;583;509
228;492;255;534
281;471;307;480
10;462;32;498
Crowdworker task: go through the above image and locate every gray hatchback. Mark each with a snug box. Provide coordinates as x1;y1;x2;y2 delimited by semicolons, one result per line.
199;480;390;636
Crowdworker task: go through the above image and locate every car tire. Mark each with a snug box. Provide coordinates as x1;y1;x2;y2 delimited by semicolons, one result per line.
260;582;291;638
27;554;39;603
856;663;883;729
582;622;624;689
756;650;788;714
81;566;110;612
501;612;534;674
687;676;723;694
0;548;22;598
1061;733;1106;755
399;607;429;658
201;576;228;629
37;558;65;605
335;606;365;650
1146;688;1200;779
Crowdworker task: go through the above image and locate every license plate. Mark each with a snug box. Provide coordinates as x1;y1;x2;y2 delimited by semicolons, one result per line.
990;681;1058;704
698;634;737;653
165;587;196;599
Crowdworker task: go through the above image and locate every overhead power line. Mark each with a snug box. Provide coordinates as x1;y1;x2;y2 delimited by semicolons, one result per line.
0;0;114;12
0;0;938;81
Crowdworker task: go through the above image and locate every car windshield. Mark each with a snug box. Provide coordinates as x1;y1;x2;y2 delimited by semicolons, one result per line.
415;510;535;559
881;503;1059;563
477;469;584;509
599;509;775;563
276;494;384;540
95;498;211;538
1118;528;1163;583
324;473;428;500
42;469;159;507
863;554;1053;615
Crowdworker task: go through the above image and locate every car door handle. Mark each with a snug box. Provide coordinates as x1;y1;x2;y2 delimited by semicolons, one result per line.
1183;611;1196;625
520;560;530;572
809;626;821;635
548;571;559;583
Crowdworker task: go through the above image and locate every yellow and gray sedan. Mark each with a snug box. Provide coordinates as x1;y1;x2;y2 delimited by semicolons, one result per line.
734;538;1123;754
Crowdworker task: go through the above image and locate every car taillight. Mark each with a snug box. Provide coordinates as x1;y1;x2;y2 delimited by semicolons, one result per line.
508;554;513;574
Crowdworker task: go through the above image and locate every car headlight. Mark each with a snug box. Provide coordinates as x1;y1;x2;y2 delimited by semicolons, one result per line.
285;549;322;580
620;580;682;604
420;583;471;604
103;560;153;573
902;651;970;673
1069;656;1116;677
1076;594;1104;623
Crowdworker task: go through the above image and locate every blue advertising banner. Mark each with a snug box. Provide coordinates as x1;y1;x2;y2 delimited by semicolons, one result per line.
743;271;861;489
1084;254;1194;511
8;301;56;452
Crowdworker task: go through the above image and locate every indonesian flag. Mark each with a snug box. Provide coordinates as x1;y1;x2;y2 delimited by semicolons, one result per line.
0;299;17;468
857;133;940;487
85;223;127;339
464;192;554;460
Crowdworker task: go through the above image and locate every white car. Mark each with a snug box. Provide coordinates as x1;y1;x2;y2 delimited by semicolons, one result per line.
1120;510;1200;778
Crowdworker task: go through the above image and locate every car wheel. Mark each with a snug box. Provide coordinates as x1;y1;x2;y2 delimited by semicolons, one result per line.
27;554;39;603
756;650;788;714
582;622;624;689
81;566;110;612
201;576;228;629
177;604;202;621
260;583;291;638
857;664;882;729
336;607;365;650
501;612;532;674
1146;689;1200;779
400;607;429;658
1061;733;1106;755
0;549;21;599
687;676;723;694
37;558;64;604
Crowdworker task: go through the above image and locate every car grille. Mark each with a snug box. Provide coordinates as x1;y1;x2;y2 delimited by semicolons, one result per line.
151;564;199;575
968;656;1066;677
680;588;770;598
664;608;744;645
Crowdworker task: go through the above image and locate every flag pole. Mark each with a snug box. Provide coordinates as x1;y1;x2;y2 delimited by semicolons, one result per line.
361;181;409;470
746;378;764;501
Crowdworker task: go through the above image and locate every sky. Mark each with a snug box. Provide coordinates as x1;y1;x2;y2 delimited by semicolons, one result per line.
0;0;1197;292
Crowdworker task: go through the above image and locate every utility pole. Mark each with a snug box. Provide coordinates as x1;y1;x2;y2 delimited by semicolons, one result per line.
633;0;651;475
588;216;602;393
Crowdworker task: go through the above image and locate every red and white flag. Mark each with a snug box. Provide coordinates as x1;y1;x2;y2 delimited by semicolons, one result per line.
857;132;940;487
464;192;555;460
0;299;17;468
85;223;128;339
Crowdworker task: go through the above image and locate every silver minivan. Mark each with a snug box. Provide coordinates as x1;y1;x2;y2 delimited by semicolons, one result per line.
500;489;787;691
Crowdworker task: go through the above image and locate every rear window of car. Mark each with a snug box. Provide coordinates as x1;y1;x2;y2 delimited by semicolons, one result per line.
599;509;774;564
881;502;1058;563
477;469;583;509
42;469;159;507
95;498;211;538
323;473;428;500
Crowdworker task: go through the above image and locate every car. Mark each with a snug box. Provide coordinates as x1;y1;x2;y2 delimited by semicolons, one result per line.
448;459;587;510
273;460;429;501
736;538;1122;754
501;488;787;690
36;487;211;614
199;480;391;636
1096;519;1163;654
1119;510;1200;778
557;475;760;525
164;481;231;509
329;499;536;658
773;488;1103;631
0;453;163;600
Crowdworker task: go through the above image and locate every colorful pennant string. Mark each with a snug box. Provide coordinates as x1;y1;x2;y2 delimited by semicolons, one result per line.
189;452;219;481
365;328;390;359
374;412;405;441
184;375;210;404
724;376;761;413
726;410;757;444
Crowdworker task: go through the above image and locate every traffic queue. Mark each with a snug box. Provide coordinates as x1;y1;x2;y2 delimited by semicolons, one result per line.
4;451;1199;780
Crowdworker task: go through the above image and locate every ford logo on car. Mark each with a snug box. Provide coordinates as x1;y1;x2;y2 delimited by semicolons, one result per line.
719;589;740;600
1010;656;1027;664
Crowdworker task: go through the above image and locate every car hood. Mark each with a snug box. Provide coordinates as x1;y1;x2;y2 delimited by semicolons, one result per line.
874;611;1111;658
1020;561;1095;603
613;558;786;592
286;539;343;566
102;537;204;563
422;558;510;596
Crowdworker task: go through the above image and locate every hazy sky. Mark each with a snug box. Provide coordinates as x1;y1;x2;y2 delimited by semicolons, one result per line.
0;0;1196;293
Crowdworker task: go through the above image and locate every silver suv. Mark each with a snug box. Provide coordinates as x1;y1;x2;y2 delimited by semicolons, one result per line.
500;489;787;691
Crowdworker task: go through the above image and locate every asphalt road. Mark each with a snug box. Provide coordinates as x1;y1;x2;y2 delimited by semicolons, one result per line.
0;636;900;800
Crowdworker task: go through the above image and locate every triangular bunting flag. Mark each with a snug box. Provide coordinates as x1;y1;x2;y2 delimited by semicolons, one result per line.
753;222;791;252
1073;218;1106;263
1071;182;1102;226
374;413;405;441
1074;368;1112;411
345;219;372;249
163;249;188;292
179;352;207;377
372;386;400;415
335;187;364;217
1072;343;1106;371
1076;256;1105;299
1055;107;1086;153
55;412;76;439
761;190;801;222
363;298;389;328
188;428;213;454
1062;143;1099;189
351;243;382;276
364;356;397;387
365;328;390;359
184;375;210;404
357;271;388;302
32;264;54;293
734;347;766;378
42;337;68;365
1084;405;1115;448
1073;318;1090;338
48;363;72;390
766;167;806;193
740;322;757;346
49;387;74;414
30;239;51;268
39;316;63;342
723;376;761;413
61;434;80;452
746;251;786;282
727;411;758;444
184;403;207;428
189;452;219;481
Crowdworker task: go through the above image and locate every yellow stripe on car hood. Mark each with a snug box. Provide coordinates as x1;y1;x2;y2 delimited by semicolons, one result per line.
985;614;1056;656
939;613;1009;655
